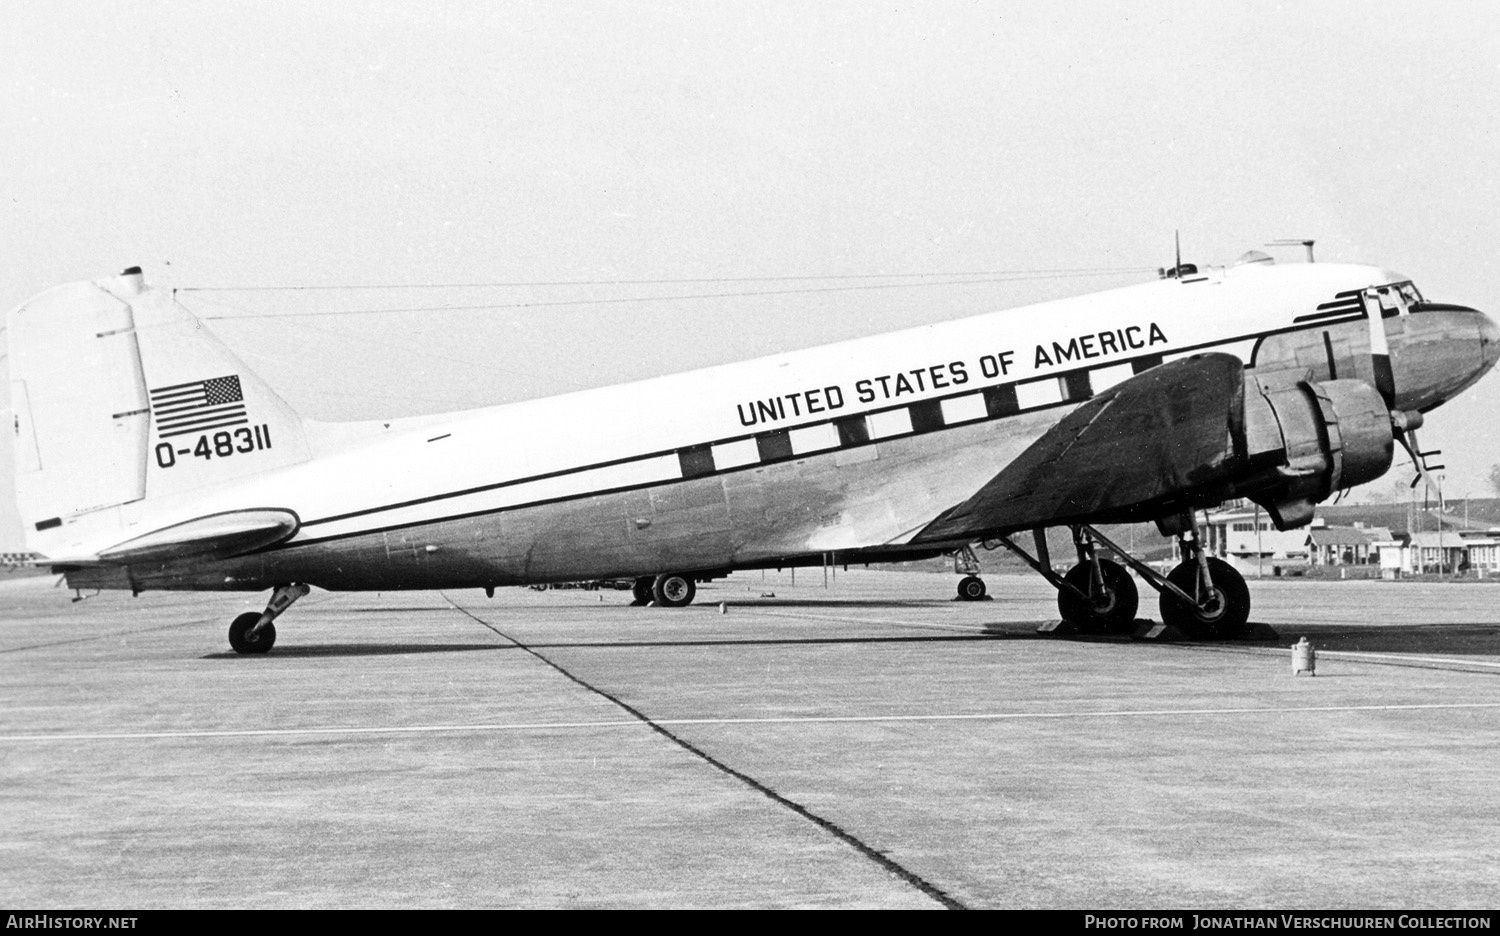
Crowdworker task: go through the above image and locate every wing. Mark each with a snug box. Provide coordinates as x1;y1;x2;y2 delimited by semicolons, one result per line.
913;354;1245;542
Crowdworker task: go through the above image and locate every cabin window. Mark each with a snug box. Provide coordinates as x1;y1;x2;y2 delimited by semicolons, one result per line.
712;438;760;470
940;393;987;425
867;408;913;439
1015;377;1063;410
789;423;840;455
1091;362;1135;393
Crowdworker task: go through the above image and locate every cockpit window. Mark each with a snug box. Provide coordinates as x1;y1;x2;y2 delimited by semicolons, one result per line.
1371;281;1424;315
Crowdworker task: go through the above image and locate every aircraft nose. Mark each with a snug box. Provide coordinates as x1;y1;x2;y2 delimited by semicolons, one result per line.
1479;310;1500;374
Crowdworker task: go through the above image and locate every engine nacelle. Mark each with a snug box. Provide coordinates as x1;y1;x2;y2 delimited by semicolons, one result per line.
1234;376;1393;529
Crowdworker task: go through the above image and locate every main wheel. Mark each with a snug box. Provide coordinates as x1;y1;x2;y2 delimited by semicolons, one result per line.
228;612;276;654
631;576;654;605
1159;557;1250;640
652;573;697;608
956;575;987;600
1056;559;1139;633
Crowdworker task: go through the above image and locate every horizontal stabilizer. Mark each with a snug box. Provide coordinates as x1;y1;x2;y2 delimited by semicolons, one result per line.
96;509;300;564
914;354;1245;541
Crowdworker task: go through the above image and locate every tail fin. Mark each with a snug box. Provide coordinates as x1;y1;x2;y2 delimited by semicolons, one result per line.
8;267;310;558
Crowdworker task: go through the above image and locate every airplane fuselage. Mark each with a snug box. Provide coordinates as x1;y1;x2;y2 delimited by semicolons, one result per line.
23;261;1498;593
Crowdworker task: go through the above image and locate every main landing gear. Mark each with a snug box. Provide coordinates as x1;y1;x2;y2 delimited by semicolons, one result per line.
629;573;698;608
987;513;1250;640
953;545;990;601
1159;556;1251;640
228;583;309;654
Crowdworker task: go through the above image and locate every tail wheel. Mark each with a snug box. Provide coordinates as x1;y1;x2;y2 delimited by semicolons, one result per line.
228;612;276;654
1057;559;1139;633
956;575;987;600
652;573;697;608
1159;558;1250;640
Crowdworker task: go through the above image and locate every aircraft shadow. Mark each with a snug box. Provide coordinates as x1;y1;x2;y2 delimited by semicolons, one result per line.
327;606;465;613
704;598;972;608
197;623;1500;658
201;642;513;659
200;633;1018;658
1264;622;1500;657
522;633;1014;650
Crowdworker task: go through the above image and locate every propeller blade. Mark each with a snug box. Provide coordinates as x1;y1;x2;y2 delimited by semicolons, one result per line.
1396;427;1444;510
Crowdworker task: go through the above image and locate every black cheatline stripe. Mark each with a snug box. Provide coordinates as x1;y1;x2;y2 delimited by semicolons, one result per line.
441;596;967;910
1292;311;1363;325
297;380;1081;531
157;403;247;425
283;316;1356;543
159;417;250;439
302;447;682;527
280;473;728;549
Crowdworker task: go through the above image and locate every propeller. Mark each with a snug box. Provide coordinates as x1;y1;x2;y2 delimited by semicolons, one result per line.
1364;288;1445;509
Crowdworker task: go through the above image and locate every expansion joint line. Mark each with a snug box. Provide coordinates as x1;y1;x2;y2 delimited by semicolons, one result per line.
440;594;967;910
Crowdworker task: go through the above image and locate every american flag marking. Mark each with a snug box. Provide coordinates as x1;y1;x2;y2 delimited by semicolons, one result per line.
150;375;248;438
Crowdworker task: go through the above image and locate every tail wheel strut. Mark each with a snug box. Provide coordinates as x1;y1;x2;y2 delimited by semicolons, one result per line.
228;583;309;654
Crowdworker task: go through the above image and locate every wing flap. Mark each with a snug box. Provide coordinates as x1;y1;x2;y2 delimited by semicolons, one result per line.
914;354;1245;541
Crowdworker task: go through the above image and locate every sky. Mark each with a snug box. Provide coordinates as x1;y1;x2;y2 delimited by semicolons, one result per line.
3;1;1499;546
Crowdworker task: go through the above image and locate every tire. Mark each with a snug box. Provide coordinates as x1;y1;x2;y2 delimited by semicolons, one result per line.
228;612;276;654
1159;557;1250;640
1056;559;1139;633
631;576;654;605
956;575;987;600
652;573;697;608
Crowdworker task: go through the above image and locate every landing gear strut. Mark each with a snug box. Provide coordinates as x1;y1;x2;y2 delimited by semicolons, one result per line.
1157;515;1250;639
988;527;1138;633
1056;558;1139;633
988;514;1250;640
953;545;989;600
228;583;309;654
